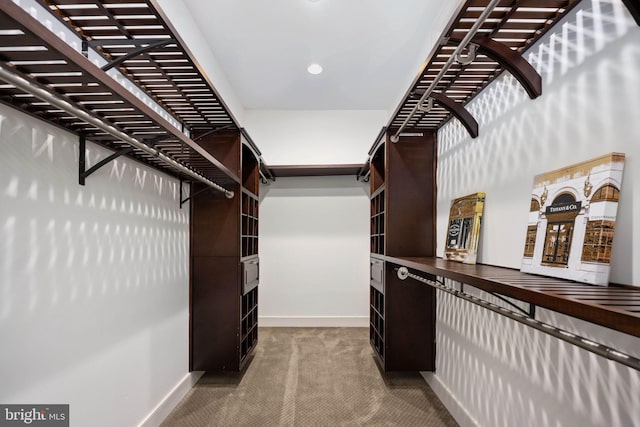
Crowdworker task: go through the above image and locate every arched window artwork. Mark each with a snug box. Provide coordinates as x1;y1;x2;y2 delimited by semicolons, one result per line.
521;153;625;284
542;193;578;266
582;220;616;263
523;225;537;257
526;198;541;258
591;183;620;202
582;184;620;263
552;192;576;205
530;198;540;212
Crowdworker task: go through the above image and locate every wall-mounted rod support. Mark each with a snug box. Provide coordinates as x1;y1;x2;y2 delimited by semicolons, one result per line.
396;267;640;371
488;291;533;318
259;171;269;185
358;170;371;183
417;97;434;113
449;36;542;99
0;63;234;199
391;0;503;142
454;42;478;65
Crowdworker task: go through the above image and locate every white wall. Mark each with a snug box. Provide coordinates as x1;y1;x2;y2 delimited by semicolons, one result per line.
430;1;640;426
246;110;381;327
247;109;379;326
426;287;640;427
244;109;388;165
0;104;195;427
258;176;370;326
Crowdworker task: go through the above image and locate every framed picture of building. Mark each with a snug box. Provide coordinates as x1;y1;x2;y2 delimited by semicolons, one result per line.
520;153;625;286
444;192;485;264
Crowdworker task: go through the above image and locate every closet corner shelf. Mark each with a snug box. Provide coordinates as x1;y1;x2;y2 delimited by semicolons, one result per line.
268;164;364;178
382;256;640;338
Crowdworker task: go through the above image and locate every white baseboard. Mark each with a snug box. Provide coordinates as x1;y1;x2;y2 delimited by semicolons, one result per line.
259;316;369;327
421;372;478;427
138;371;205;427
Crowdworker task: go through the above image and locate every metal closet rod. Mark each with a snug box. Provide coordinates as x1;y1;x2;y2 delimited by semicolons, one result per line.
0;64;234;199
396;267;640;372
391;0;503;142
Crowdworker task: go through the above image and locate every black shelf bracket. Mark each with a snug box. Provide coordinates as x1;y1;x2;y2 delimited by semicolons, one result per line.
489;291;535;317
94;39;177;72
78;134;169;186
79;134;133;185
436;275;535;318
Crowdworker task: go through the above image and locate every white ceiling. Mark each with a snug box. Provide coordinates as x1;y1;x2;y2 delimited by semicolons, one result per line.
180;0;458;111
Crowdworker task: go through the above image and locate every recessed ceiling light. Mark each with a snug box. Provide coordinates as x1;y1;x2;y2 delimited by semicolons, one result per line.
307;63;323;75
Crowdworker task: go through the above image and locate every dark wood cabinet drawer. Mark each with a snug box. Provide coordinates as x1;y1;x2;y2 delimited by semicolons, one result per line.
370;256;384;293
242;257;259;295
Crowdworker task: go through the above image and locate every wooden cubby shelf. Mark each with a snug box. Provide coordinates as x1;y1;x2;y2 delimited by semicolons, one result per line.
241;190;259;259
240;286;259;362
370;188;385;255
369;285;385;361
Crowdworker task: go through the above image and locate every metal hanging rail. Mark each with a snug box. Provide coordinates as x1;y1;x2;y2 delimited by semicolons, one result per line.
0;64;234;198
390;0;502;142
396;267;640;372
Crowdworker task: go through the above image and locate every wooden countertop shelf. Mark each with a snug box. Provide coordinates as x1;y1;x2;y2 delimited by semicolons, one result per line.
381;256;640;338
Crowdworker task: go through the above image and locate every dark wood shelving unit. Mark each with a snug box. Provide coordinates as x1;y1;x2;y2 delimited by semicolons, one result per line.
191;131;260;372
368;131;437;371
361;1;586;373
370;284;384;359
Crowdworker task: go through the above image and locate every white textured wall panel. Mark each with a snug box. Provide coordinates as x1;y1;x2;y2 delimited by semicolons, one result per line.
0;104;190;427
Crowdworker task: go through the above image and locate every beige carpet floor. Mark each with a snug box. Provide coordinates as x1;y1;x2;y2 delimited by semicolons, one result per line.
161;327;458;427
